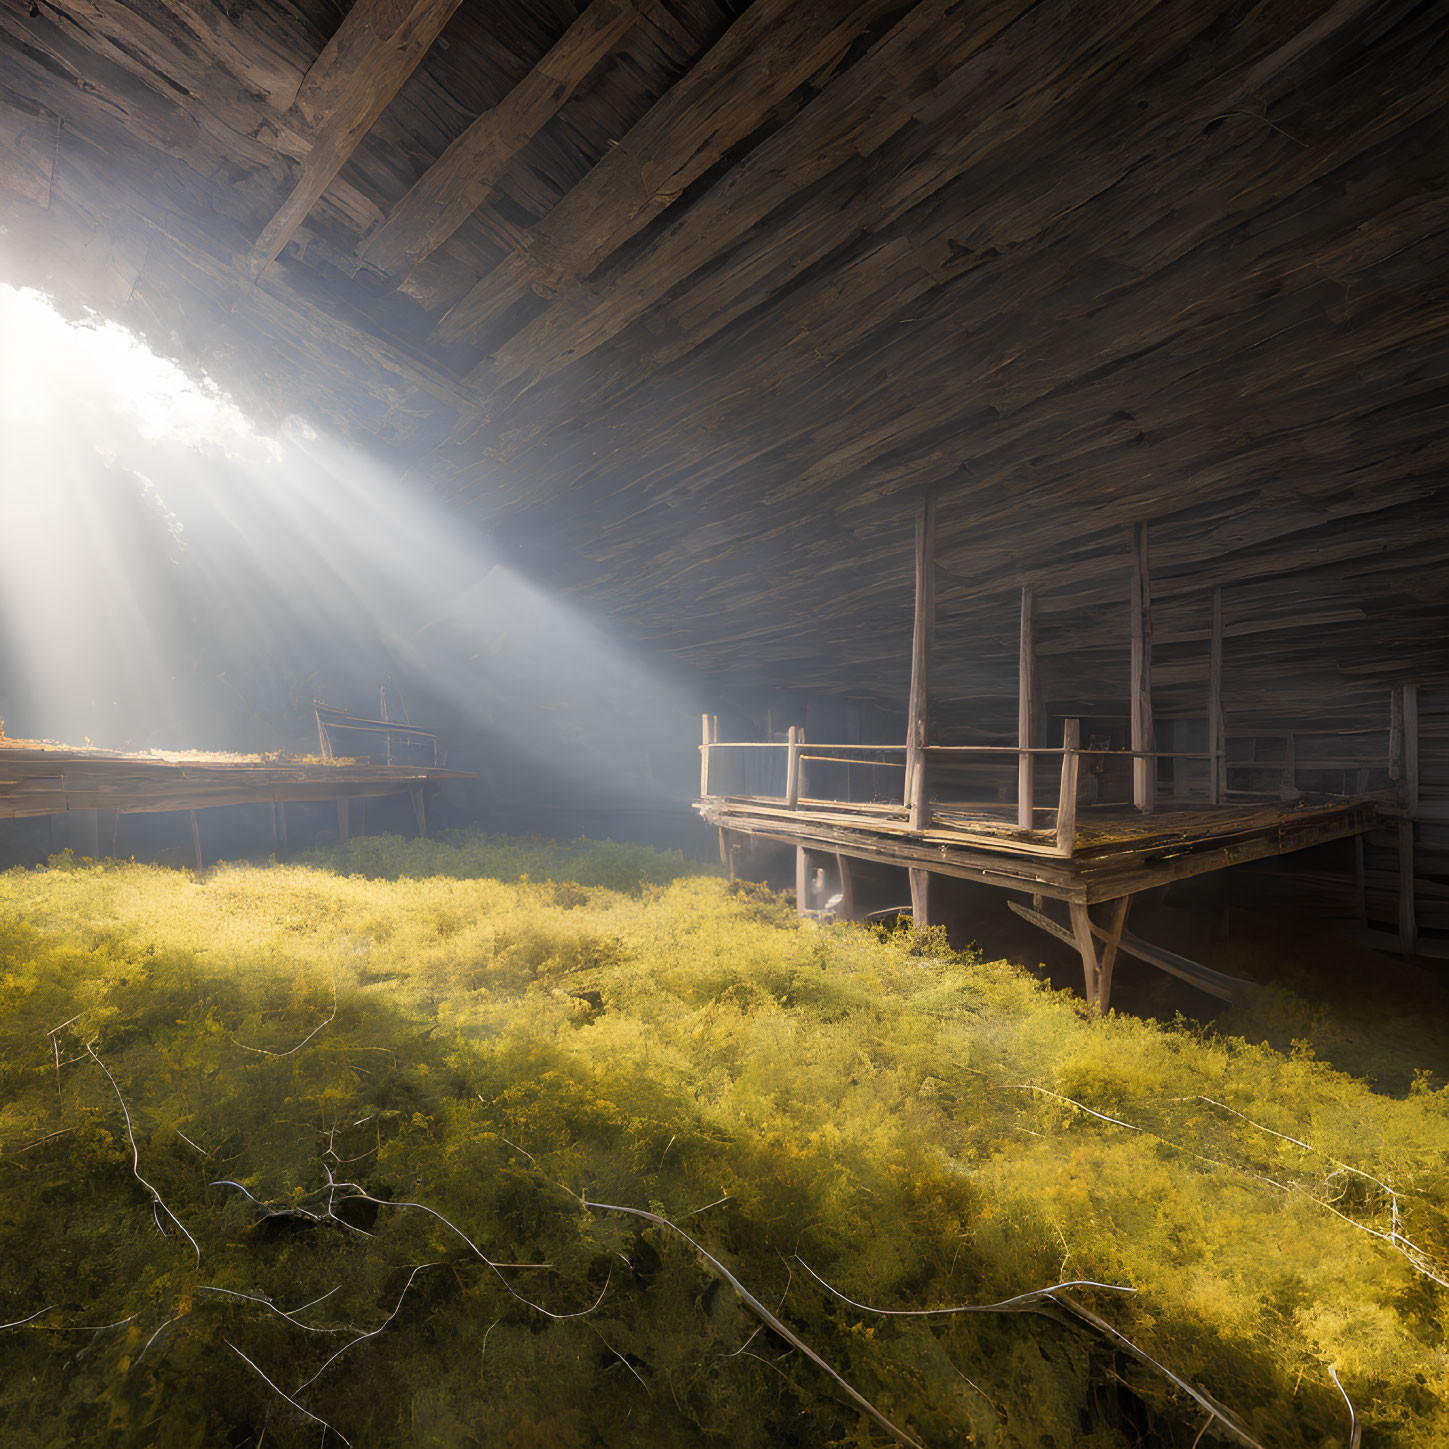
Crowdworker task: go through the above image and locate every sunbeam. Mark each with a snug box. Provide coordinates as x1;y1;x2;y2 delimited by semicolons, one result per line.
0;284;701;816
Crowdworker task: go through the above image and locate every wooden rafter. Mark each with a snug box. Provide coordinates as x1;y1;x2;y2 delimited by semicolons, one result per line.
430;0;903;348
464;0;1035;405
250;0;463;273
359;0;646;281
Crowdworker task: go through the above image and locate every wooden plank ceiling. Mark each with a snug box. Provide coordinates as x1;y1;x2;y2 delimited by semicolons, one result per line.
0;0;1445;729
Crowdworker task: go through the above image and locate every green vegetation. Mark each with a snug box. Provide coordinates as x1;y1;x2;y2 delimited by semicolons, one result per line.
1;833;1446;1447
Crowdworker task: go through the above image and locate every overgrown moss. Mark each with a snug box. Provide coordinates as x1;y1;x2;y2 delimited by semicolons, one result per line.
0;834;1445;1446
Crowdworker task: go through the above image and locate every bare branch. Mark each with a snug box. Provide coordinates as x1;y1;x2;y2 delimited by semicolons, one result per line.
1;1305;57;1331
85;1043;201;1265
1328;1366;1361;1449
584;1199;924;1449
227;1340;350;1446
796;1261;1137;1317
198;1285;354;1335
295;1264;441;1395
233;972;338;1058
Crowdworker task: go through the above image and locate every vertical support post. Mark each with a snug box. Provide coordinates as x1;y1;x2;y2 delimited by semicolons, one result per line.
1404;682;1420;814
410;786;427;838
700;713;712;798
1283;732;1297;800
1068;901;1099;1009
315;704;332;761
1400;682;1419;956
795;846;810;918
904;493;937;831
189;811;203;872
1055;718;1081;854
1130;522;1156;812
785;726;803;808
1018;584;1036;829
336;796;350;842
380;684;392;766
1208;586;1225;805
909;867;929;929
834;852;855;922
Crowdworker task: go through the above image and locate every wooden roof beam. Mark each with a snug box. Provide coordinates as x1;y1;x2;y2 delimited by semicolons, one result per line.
359;0;648;282
249;0;462;276
428;0;903;348
465;0;1035;406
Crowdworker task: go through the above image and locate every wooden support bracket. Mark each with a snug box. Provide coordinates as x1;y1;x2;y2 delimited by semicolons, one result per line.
1010;896;1247;1011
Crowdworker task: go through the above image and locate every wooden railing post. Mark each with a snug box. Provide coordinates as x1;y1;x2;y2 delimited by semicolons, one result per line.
1056;718;1081;854
1018;584;1036;829
904;493;936;831
1208;586;1225;804
786;725;803;808
1130;521;1155;812
699;713;712;797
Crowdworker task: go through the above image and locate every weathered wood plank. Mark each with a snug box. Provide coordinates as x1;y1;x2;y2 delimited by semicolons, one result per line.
251;0;464;271
360;0;644;280
432;0;901;346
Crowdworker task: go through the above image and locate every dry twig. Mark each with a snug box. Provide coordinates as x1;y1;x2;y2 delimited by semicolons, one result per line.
583;1199;925;1449
85;1043;201;1264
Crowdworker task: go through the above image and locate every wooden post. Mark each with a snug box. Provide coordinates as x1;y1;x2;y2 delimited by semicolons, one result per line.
1018;584;1036;830
795;846;810;918
189;811;203;872
835;852;855;922
1283;732;1297;800
1389;685;1404;783
337;796;350;842
410;786;427;838
904;493;937;831
1130;522;1155;812
1208;587;1225;804
1055;718;1081;854
909;867;929;929
1068;900;1099;1008
380;684;392;766
1400;683;1419;956
1094;896;1132;1013
785;725;803;808
700;713;712;798
1404;683;1420;814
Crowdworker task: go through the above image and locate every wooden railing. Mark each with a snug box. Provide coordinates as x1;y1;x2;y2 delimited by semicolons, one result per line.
698;716;1238;855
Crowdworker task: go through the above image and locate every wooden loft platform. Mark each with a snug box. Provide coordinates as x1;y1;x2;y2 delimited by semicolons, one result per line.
700;496;1414;1013
698;793;1380;906
0;734;473;866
